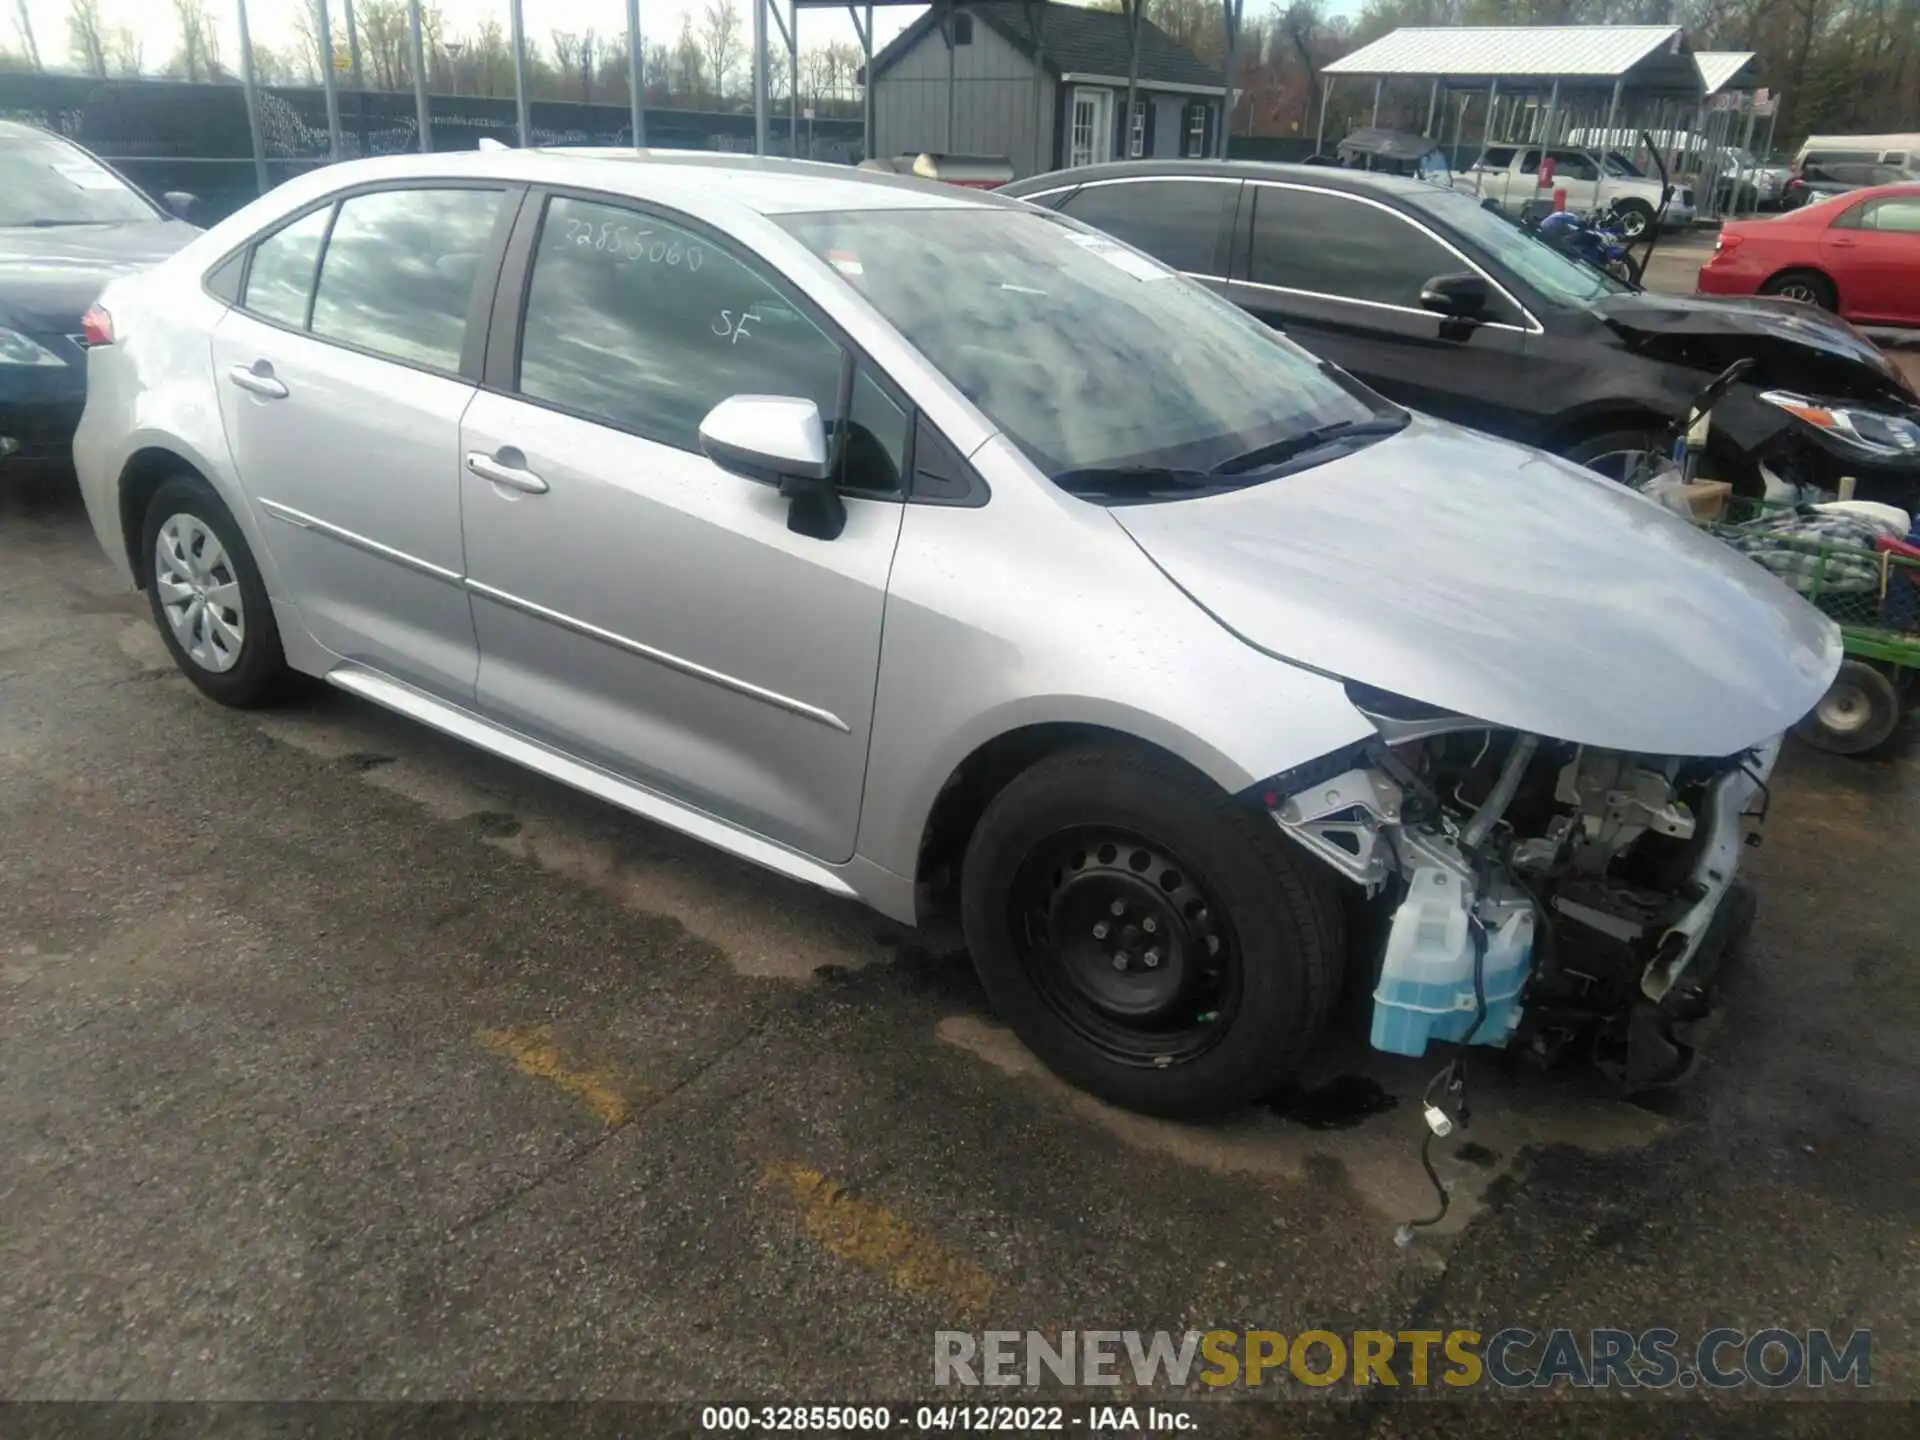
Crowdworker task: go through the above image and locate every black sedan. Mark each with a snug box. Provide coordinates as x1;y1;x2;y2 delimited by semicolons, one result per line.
0;121;198;479
1000;160;1898;477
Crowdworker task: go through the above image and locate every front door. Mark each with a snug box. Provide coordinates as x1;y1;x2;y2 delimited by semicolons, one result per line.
458;192;908;863
1228;181;1534;440
208;183;511;700
1069;88;1113;168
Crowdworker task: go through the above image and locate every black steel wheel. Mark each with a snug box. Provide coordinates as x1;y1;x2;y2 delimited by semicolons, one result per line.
961;745;1344;1117
1009;827;1241;1068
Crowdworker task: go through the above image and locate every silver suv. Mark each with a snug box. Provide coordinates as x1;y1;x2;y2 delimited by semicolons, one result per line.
75;151;1835;1116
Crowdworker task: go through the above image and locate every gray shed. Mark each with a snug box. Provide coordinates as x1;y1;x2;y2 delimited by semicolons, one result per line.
864;2;1226;180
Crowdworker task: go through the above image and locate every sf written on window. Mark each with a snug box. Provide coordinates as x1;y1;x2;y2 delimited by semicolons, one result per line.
516;195;908;492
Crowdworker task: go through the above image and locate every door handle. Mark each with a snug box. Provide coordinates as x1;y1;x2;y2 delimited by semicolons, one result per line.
228;361;288;399
1830;237;1857;248
465;449;549;494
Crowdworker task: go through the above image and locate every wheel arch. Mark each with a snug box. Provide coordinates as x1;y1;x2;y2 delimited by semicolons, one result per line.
1542;403;1674;458
910;720;1250;924
117;445;210;587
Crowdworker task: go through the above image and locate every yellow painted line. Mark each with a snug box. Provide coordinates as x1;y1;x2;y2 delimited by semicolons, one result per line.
476;1025;633;1126
759;1161;998;1315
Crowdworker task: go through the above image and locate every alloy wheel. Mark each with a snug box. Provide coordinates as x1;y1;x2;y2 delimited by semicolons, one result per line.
1010;827;1241;1067
154;513;246;673
1776;281;1823;305
1815;683;1871;737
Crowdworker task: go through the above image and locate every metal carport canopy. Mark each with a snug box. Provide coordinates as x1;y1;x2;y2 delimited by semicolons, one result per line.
1322;25;1698;88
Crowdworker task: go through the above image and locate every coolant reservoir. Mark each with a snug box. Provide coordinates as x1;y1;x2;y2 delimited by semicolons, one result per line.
1371;867;1534;1057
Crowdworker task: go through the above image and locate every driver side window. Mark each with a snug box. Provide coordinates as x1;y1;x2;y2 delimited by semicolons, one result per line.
516;195;907;492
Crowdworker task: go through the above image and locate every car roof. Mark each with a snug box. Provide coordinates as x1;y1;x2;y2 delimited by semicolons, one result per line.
0;119;79;146
998;159;1448;201
267;146;1024;219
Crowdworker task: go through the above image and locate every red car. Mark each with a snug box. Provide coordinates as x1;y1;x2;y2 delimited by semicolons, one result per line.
1697;182;1920;327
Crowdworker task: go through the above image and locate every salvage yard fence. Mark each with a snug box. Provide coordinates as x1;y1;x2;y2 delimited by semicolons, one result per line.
0;73;866;223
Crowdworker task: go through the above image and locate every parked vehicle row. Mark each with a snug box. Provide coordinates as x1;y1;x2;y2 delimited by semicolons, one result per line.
69;149;1839;1115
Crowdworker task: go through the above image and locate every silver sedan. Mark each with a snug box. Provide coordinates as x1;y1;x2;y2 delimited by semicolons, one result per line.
74;150;1837;1115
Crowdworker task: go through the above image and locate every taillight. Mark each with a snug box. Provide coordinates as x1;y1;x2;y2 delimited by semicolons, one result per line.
81;304;113;346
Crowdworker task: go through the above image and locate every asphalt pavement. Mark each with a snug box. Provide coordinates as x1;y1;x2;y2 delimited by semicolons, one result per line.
0;471;1915;1433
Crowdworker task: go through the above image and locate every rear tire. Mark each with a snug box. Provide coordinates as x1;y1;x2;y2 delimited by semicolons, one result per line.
959;745;1344;1118
1759;269;1837;311
1794;660;1901;755
142;474;297;709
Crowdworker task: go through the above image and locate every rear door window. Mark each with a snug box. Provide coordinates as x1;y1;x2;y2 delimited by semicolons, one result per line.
1862;196;1920;234
1056;179;1234;275
1480;146;1517;168
1248;185;1468;312
308;187;505;372
241;206;331;329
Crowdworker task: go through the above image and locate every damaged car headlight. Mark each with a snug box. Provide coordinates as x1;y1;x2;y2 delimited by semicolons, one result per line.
1759;390;1920;456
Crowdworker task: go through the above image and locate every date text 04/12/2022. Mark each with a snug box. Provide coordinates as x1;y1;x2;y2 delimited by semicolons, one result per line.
699;1406;1193;1432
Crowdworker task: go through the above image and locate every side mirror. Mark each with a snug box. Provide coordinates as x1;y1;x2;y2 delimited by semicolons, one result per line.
698;395;845;540
1419;272;1489;321
161;190;200;221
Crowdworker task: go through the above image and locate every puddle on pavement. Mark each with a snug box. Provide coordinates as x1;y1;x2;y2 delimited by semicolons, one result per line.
937;1014;1665;1237
1269;1074;1398;1130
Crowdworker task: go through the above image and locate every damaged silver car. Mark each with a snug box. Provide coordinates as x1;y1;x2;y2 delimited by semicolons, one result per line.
74;153;1839;1118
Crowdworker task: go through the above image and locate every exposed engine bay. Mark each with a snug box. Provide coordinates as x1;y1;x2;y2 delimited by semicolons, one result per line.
1268;695;1777;1087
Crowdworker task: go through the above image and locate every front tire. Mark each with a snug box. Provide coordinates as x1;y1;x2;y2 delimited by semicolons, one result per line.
1560;425;1668;484
1794;660;1901;755
959;746;1344;1118
142;474;296;708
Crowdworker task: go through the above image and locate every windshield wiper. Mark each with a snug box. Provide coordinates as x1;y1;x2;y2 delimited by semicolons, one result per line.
15;219;99;228
1209;415;1409;476
1050;465;1221;498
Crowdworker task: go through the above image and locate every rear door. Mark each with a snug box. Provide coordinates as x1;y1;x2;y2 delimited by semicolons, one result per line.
1825;193;1920;324
1224;180;1534;436
1051;175;1239;290
209;182;516;700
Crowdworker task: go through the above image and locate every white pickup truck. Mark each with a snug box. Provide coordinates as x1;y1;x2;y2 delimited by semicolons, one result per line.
1453;144;1694;236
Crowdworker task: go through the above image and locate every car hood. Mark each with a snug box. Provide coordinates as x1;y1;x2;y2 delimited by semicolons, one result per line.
0;220;197;331
1112;418;1840;758
1593;288;1912;400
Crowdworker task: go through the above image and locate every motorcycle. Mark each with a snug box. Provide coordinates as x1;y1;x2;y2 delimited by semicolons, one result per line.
1532;206;1643;285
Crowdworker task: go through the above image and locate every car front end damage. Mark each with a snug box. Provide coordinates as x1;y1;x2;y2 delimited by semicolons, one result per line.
1264;694;1776;1086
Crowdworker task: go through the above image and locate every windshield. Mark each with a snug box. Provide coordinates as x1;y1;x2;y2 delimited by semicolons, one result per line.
1726;147;1758;168
1602;152;1643;178
0;137;156;226
774;207;1389;480
1406;187;1629;306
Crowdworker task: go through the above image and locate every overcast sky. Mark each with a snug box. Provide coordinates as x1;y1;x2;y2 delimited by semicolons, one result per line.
14;0;921;77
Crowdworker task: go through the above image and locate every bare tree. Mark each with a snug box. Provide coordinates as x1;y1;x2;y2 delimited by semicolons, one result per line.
672;14;706;103
11;0;41;70
700;0;742;104
356;0;412;89
579;28;596;101
168;0;221;81
68;0;107;77
107;24;141;76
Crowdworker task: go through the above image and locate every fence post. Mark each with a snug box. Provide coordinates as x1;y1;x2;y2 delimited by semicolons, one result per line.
408;0;432;153
318;0;343;160
509;0;530;147
235;0;270;195
628;0;646;148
